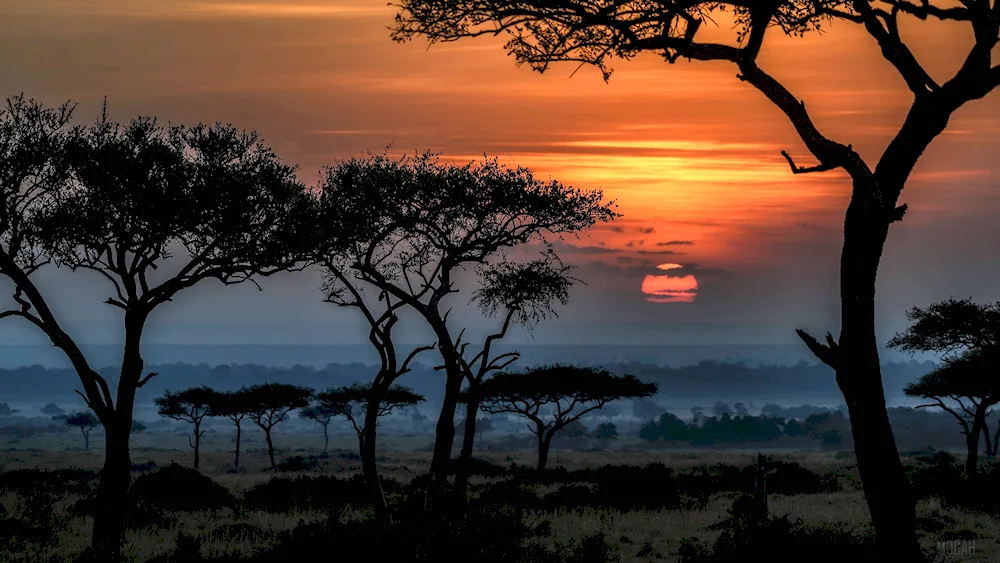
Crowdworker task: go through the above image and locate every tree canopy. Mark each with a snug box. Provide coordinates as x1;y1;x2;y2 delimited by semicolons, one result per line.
889;298;1000;356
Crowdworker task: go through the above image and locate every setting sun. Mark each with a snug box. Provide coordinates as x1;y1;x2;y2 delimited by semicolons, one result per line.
640;263;698;303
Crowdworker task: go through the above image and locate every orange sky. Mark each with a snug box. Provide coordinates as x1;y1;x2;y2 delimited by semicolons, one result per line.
1;0;999;344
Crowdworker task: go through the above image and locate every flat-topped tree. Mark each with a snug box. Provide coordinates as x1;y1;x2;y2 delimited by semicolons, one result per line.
903;348;1000;475
315;151;617;495
890;298;1000;474
58;411;100;450
0;403;18;417
300;403;338;452
394;1;1000;555
154;387;216;469
0;96;320;560
452;249;578;498
206;389;255;471
317;382;424;512
471;365;656;470
41;402;65;417
243;383;313;469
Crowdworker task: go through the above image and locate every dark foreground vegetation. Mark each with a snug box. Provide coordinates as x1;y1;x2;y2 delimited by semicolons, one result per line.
2;447;996;562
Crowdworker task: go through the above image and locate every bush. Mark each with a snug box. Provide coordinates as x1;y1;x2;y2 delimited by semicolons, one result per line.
130;463;236;512
276;454;328;473
447;457;510;478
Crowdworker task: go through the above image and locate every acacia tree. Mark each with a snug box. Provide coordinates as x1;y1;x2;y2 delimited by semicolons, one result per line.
0;403;18;417
154;387;216;469
393;2;1000;554
317;382;424;513
0;96;320;560
453;250;577;498
903;348;1000;474
299;403;338;452
243;383;313;469
59;411;100;450
471;365;657;469
315;151;617;497
890;298;1000;473
206;389;254;470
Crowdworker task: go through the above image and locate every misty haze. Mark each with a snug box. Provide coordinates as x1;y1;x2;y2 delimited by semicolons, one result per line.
2;2;1000;563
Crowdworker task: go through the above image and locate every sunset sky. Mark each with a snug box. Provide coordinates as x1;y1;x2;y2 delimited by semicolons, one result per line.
1;0;999;348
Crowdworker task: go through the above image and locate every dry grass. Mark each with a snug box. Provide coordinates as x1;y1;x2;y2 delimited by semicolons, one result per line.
0;433;996;562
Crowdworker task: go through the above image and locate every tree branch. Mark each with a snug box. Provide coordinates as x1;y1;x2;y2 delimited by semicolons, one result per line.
796;329;839;369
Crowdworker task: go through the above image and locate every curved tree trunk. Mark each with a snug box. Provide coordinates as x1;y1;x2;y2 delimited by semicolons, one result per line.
429;351;463;485
536;426;553;471
192;422;202;469
233;420;242;470
454;399;480;501
834;182;920;561
322;424;329;452
265;429;276;469
362;392;389;517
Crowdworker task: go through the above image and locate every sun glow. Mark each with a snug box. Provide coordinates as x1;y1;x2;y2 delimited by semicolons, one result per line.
641;263;698;303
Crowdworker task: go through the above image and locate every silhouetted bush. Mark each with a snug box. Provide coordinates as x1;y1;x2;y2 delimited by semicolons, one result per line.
276;453;328;472
0;467;97;497
131;461;157;472
130;463;236;513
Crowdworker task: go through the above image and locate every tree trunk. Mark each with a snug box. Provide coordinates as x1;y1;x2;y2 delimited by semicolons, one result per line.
833;185;920;561
966;405;988;475
91;314;145;561
265;429;275;469
323;424;329;452
536;426;553;471
192;422;201;470
91;417;132;561
454;399;480;501
362;393;388;517
82;428;90;450
429;364;463;484
233;420;242;470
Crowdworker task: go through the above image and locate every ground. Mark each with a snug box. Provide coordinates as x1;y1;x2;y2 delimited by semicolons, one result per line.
0;431;995;562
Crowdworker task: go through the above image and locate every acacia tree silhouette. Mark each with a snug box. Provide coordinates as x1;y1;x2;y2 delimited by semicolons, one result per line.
299;402;338;452
471;365;657;469
58;411;100;450
317;382;424;515
453;252;577;500
243;383;313;470
0;95;320;561
890;298;1000;474
206;389;254;471
902;349;1000;475
393;2;1000;555
154;387;215;469
314;151;617;505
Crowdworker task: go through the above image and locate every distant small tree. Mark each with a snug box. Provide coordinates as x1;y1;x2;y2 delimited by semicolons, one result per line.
556;419;589;439
299;403;337;452
0;403;18;417
903;349;1000;475
473;365;656;469
41;402;64;417
60;411;100;450
154;387;216;470
206;389;254;470
244;383;313;469
594;422;618;441
890;298;1000;474
318;383;425;459
632;398;665;421
130;420;146;434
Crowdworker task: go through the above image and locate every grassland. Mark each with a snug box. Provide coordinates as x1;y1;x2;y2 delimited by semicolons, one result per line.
0;431;995;562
